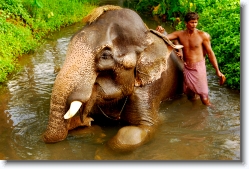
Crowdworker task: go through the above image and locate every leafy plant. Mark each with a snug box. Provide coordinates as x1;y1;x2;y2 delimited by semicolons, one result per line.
198;0;240;89
0;0;97;83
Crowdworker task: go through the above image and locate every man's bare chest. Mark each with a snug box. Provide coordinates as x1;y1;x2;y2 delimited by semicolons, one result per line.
179;34;203;50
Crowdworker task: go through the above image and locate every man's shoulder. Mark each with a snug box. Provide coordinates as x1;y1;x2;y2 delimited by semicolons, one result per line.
197;30;210;39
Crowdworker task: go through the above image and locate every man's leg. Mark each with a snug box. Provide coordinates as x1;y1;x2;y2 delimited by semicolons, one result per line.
185;87;200;100
185;87;211;106
200;95;211;106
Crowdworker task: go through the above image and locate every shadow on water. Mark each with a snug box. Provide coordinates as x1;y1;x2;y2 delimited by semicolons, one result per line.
0;0;240;160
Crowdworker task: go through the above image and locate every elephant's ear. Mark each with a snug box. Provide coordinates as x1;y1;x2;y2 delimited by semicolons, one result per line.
135;32;174;87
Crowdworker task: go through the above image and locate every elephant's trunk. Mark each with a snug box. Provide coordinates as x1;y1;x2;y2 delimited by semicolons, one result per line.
42;38;97;143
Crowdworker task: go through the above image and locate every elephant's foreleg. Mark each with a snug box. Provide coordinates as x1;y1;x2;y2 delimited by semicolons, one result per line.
106;86;159;152
107;125;154;152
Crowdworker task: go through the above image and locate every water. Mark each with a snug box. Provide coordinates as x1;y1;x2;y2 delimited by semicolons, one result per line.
0;1;240;160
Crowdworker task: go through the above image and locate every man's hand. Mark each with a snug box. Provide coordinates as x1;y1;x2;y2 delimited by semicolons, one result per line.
174;50;183;60
156;26;165;34
217;72;226;86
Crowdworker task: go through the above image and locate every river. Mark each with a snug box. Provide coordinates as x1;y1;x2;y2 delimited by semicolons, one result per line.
0;0;240;160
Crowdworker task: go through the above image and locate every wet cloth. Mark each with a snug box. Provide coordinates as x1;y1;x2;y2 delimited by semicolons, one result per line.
183;59;208;98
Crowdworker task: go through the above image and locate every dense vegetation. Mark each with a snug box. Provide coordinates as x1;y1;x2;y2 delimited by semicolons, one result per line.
0;0;97;83
135;0;240;90
197;1;240;89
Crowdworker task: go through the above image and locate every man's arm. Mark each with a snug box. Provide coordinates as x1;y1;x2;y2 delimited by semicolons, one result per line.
156;26;183;59
202;33;219;74
203;32;226;85
156;26;179;40
166;32;180;41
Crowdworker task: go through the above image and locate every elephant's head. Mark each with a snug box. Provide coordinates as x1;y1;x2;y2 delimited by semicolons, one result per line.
42;6;175;143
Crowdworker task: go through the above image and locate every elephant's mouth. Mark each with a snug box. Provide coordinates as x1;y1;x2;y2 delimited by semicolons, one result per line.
96;83;123;101
63;80;124;120
95;75;124;102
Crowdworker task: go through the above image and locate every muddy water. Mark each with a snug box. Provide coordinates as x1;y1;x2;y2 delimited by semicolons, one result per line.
0;2;240;160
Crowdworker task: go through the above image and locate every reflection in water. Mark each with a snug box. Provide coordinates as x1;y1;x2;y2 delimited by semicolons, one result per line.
0;2;240;160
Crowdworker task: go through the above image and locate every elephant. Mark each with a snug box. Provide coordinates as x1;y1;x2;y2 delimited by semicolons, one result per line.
42;5;183;152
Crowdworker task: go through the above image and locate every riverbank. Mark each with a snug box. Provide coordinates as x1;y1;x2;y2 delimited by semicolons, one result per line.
0;0;97;84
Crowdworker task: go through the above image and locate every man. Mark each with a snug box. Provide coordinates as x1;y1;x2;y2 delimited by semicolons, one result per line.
156;12;226;106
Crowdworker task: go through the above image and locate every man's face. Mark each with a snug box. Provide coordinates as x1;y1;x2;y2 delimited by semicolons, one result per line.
186;19;198;31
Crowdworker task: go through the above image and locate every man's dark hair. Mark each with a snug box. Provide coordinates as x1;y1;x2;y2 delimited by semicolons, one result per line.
184;12;199;22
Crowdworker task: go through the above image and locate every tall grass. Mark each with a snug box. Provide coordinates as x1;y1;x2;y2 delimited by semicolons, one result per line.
0;0;97;83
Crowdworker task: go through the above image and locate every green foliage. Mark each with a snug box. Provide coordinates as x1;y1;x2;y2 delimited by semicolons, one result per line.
198;0;240;89
0;0;33;24
0;57;16;82
135;0;183;20
22;0;97;37
135;0;204;21
0;0;97;83
0;0;37;83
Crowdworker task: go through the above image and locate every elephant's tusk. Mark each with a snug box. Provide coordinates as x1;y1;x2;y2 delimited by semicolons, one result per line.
64;101;83;119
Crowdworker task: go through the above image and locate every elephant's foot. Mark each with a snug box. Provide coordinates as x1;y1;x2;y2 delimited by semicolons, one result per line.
94;144;135;160
68;116;94;130
107;126;149;152
42;126;68;143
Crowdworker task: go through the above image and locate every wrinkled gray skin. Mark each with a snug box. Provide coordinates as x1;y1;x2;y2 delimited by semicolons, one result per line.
42;7;183;152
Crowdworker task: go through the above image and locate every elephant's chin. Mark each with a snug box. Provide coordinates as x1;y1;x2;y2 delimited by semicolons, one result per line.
95;78;124;102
